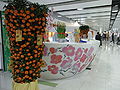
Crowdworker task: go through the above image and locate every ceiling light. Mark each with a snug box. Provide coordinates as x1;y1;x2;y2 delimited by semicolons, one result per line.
77;8;83;11
58;15;62;17
92;20;96;22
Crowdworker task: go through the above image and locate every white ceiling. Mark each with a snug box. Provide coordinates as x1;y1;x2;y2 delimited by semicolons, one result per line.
0;0;117;32
0;1;7;11
53;0;111;11
28;0;73;4
27;0;115;31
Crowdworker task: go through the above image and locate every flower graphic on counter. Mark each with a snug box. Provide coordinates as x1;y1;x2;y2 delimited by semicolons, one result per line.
88;55;93;62
50;47;56;54
60;57;72;69
72;62;81;72
51;54;62;64
43;46;48;56
84;48;88;53
78;64;86;72
62;45;75;56
48;65;59;74
80;54;87;63
87;47;94;56
74;48;83;61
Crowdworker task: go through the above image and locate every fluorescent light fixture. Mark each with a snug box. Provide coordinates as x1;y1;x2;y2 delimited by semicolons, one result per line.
58;15;62;17
77;8;83;11
92;20;96;22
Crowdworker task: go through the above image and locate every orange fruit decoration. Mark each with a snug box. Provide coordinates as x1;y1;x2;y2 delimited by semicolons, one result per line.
4;0;48;83
25;57;29;60
22;20;25;23
26;15;30;19
26;23;30;26
31;13;35;17
27;53;31;56
26;66;29;69
26;11;30;14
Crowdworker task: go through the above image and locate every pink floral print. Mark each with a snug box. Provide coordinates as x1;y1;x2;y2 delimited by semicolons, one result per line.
88;55;93;62
72;62;80;72
51;54;62;64
74;48;83;61
62;45;75;56
50;47;56;54
48;65;59;74
60;57;72;69
84;48;88;53
80;54;87;63
85;55;92;64
87;47;94;56
78;64;86;72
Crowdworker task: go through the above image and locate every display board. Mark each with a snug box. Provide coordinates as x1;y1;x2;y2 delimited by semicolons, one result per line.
1;11;10;71
0;17;2;70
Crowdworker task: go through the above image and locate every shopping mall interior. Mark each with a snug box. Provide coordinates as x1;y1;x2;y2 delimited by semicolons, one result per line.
0;0;120;90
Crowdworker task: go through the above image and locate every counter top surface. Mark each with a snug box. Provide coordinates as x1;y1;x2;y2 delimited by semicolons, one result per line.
44;39;99;45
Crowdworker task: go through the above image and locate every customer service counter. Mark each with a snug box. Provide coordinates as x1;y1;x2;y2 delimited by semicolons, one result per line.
41;40;99;80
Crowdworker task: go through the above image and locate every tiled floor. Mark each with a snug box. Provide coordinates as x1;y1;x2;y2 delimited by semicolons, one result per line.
1;42;120;90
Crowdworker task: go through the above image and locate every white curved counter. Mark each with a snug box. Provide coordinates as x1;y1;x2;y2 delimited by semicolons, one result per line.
41;40;99;79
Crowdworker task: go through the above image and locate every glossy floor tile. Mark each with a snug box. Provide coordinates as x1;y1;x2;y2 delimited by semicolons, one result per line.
1;42;120;90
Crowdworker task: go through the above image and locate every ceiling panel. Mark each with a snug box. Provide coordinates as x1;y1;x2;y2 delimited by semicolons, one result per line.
58;7;111;15
0;1;7;10
28;0;73;4
11;0;118;31
53;0;112;11
67;12;110;18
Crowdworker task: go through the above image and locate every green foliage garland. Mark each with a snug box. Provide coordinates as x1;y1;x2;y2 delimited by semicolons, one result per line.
56;22;66;39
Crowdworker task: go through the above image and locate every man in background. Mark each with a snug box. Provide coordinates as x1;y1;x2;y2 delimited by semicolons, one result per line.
95;32;102;47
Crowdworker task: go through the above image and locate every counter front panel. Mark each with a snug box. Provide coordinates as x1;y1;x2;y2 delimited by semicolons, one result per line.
41;41;99;79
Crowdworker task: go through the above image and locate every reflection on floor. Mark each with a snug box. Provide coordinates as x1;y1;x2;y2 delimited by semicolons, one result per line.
1;42;120;90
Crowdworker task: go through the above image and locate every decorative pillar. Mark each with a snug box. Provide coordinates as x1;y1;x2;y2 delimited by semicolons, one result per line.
4;0;48;89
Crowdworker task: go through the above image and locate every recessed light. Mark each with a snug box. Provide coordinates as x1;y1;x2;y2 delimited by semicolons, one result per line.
77;8;83;11
58;15;62;17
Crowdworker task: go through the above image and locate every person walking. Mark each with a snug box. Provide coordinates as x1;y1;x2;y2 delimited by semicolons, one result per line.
102;31;106;41
106;32;109;41
95;32;102;47
116;34;120;45
111;33;115;44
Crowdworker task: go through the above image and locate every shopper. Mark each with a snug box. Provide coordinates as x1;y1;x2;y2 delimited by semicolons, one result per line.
116;34;120;45
88;30;93;41
111;33;115;44
106;32;109;41
95;32;102;47
102;31;106;41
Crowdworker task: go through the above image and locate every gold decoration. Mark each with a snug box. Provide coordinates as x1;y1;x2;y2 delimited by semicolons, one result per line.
12;80;39;90
16;30;22;41
37;34;43;45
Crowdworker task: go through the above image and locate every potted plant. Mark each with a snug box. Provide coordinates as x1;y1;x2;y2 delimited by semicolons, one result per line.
56;22;66;42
